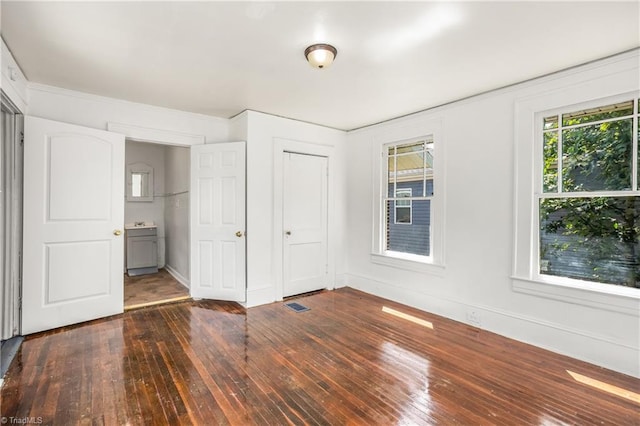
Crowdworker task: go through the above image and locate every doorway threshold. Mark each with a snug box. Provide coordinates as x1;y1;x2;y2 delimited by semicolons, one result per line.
284;289;327;301
125;296;191;311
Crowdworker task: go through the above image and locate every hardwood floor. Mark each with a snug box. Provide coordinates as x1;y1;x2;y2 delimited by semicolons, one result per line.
124;269;190;309
1;288;638;425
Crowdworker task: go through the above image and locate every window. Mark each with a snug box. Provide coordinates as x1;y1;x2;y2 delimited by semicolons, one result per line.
384;139;434;258
394;188;412;224
538;98;639;289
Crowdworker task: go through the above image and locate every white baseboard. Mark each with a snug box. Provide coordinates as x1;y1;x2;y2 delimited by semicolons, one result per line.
345;273;640;378
246;286;276;308
165;265;190;289
334;273;348;288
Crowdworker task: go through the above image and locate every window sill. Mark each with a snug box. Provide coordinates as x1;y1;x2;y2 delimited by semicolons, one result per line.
511;276;639;316
370;252;445;276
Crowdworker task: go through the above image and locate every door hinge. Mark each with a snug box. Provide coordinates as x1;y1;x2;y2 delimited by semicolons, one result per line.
19;131;24;146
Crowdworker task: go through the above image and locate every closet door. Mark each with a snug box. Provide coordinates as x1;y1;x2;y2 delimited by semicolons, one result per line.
190;142;246;302
282;152;328;297
22;116;125;334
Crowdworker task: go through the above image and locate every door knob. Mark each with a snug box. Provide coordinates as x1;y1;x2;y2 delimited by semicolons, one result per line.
235;231;244;238
113;229;122;236
285;231;291;236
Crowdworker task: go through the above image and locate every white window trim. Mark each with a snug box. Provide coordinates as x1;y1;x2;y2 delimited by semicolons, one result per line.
371;120;444;270
513;61;640;312
394;188;412;224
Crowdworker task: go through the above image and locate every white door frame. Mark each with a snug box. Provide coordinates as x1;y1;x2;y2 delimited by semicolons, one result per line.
107;122;247;300
1;93;23;340
273;138;336;301
107;122;203;289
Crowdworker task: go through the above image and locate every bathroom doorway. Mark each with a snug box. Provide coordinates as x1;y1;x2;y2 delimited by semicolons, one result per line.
124;141;190;309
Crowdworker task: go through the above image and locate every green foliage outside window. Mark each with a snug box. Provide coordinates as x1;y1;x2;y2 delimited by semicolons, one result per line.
540;100;639;288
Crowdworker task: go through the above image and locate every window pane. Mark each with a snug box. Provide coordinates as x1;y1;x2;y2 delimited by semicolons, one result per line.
543;131;558;192
562;119;632;192
397;142;424;154
395;207;411;224
425;147;434;196
386;199;431;256
543;115;558;130
561;100;633;127
395;188;411;206
540;197;639;288
396;151;425;195
388;155;395;187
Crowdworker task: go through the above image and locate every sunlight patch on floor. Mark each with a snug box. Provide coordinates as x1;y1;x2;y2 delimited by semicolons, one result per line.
567;370;640;404
382;306;433;329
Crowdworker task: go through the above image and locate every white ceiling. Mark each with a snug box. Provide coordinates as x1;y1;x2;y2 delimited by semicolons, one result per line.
2;1;638;130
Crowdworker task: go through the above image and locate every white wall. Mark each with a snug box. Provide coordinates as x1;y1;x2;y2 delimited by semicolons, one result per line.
125;141;166;268
243;111;348;307
26;83;229;143
229;112;248;141
164;145;190;285
1;39;28;113
346;51;640;377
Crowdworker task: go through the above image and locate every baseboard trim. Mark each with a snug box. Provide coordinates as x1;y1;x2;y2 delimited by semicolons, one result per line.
246;286;276;308
345;273;639;378
165;265;190;289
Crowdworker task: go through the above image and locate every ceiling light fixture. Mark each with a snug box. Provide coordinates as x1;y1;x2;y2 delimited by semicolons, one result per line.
304;43;337;69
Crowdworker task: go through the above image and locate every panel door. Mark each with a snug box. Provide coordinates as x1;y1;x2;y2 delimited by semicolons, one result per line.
190;142;246;301
283;152;328;297
22;116;125;334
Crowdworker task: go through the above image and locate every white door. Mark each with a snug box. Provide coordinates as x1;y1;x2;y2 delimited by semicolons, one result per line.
283;152;328;297
22;116;125;334
190;142;246;301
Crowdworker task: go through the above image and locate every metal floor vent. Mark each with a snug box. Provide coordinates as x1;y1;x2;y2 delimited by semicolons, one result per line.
284;302;310;313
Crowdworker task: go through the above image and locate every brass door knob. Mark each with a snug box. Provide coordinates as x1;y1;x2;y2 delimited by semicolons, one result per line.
285;231;291;236
113;230;122;236
235;231;244;238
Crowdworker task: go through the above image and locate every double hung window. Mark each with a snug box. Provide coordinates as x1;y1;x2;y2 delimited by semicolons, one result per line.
383;139;434;258
538;98;639;288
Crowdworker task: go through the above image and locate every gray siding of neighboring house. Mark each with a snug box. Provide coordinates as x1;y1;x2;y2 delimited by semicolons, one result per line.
540;202;640;287
387;180;432;256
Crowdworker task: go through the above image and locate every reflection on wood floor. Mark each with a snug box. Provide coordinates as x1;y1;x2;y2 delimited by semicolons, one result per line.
2;288;638;424
124;268;190;309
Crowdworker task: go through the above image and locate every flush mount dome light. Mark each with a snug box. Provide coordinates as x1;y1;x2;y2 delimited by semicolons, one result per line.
304;43;337;69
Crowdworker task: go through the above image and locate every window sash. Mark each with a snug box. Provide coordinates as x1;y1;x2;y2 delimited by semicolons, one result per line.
536;95;640;289
542;98;639;194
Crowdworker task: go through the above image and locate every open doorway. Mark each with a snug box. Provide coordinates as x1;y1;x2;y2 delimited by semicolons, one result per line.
1;94;24;378
123;141;190;309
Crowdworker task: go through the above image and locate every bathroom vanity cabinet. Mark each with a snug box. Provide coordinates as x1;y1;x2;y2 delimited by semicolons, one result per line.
126;225;158;276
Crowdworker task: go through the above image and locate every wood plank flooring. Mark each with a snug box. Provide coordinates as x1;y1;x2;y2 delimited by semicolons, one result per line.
1;288;638;425
124;269;190;309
